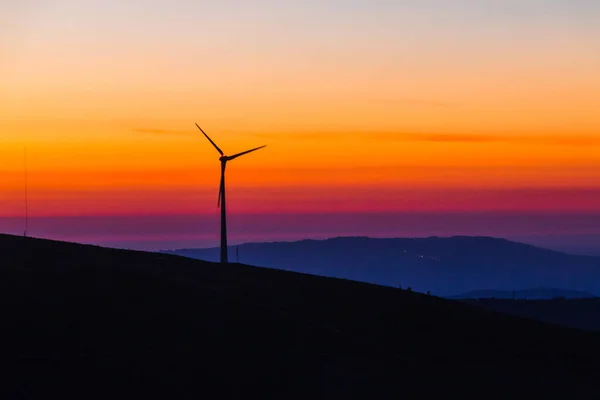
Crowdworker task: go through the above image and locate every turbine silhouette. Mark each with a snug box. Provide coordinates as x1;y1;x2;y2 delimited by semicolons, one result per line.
196;123;266;263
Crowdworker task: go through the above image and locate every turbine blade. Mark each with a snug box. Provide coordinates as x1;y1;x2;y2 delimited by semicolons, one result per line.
195;123;224;156
228;145;267;161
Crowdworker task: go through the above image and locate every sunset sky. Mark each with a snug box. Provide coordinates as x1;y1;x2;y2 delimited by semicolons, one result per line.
1;1;600;251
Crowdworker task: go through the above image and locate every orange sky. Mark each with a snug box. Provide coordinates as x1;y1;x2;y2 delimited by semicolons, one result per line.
1;1;600;247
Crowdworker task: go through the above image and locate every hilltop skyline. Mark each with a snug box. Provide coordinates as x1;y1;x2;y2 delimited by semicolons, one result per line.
1;1;599;249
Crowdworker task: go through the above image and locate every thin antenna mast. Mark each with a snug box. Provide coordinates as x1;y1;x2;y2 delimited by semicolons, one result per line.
24;146;28;237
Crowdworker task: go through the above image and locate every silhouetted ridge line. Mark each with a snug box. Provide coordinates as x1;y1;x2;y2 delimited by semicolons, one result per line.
2;234;600;398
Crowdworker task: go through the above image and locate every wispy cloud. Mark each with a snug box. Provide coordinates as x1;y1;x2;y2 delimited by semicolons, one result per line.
388;133;600;146
371;98;456;107
377;133;493;143
251;131;600;146
250;132;327;141
132;128;191;135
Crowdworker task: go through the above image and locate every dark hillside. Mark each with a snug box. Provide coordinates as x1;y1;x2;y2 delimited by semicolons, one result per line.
461;297;600;331
1;234;600;399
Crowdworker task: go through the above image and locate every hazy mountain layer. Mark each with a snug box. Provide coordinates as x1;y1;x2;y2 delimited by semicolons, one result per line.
448;288;597;299
165;236;600;296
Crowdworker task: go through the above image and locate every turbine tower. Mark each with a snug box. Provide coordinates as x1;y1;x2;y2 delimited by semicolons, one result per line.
196;123;266;264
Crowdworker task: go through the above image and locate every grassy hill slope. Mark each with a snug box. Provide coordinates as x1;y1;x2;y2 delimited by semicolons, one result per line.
1;234;600;399
461;297;600;332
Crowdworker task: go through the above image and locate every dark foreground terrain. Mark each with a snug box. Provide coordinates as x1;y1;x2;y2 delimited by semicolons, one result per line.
461;297;600;332
2;234;600;399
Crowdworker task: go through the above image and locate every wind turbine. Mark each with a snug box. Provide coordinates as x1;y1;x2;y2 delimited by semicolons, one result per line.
195;123;266;264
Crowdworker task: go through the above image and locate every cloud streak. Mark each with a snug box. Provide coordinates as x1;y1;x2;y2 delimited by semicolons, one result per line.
371;98;456;107
252;131;600;146
385;133;494;143
132;128;192;135
389;133;600;146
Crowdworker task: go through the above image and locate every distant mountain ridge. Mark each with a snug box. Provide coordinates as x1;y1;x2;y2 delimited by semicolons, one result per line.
163;236;600;296
447;288;597;300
